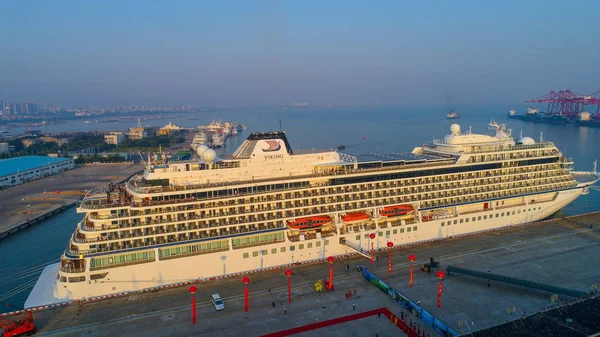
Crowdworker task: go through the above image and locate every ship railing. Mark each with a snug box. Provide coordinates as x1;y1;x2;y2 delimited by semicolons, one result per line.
59;266;86;273
424;141;556;154
80;173;573;234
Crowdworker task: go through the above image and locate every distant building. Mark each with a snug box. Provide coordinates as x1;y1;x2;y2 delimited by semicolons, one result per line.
24;130;42;136
128;127;147;140
22;138;41;148
67;147;96;157
39;136;69;146
158;122;182;135
0;156;74;189
0;143;9;155
104;132;125;145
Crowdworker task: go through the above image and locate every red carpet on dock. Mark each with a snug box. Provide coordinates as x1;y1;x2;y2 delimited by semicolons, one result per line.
261;307;420;337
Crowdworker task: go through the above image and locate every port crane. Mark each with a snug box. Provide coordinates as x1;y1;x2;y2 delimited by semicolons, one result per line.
525;90;600;117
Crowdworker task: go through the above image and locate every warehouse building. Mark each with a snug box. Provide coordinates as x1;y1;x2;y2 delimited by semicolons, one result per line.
0;156;74;189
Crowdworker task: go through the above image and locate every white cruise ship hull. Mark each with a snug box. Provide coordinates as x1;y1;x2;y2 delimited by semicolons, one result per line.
25;187;583;308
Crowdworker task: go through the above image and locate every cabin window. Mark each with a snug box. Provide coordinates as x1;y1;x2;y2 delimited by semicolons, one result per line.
472;217;476;221
465;218;469;223
243;253;249;259
364;234;369;239
386;230;390;236
495;213;499;218
290;245;295;251
356;235;360;240
378;231;383;237
252;251;259;257
308;243;313;248
407;227;412;232
460;219;463;224
441;222;445;227
324;240;329;245
453;220;457;225
261;250;268;255
299;244;304;250
393;229;398;234
478;216;482;220
271;248;277;254
316;242;321;247
280;247;286;253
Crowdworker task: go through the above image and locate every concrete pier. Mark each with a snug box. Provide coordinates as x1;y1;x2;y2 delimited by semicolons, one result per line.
12;211;600;337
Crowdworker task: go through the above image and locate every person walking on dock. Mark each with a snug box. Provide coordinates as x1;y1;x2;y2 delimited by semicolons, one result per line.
284;306;287;315
353;303;356;311
272;301;276;308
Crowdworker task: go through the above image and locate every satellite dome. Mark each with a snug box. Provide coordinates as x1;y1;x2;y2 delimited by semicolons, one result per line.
517;137;535;145
450;124;461;135
196;145;209;157
202;149;217;163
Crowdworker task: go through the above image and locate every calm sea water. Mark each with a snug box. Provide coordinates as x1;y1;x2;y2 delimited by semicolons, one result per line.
1;105;598;312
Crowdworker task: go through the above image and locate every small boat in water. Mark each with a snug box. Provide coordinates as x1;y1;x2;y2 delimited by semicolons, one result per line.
379;205;414;217
287;216;332;230
342;211;369;222
446;109;460;119
337;145;346;150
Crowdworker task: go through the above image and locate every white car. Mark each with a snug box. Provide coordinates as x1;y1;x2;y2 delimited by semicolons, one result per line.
211;294;224;311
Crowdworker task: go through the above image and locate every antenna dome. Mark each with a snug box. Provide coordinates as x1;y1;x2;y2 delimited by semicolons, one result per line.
202;149;217;163
196;145;209;157
450;124;461;135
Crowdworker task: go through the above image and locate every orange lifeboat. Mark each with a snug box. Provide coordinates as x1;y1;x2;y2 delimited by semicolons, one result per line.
287;216;332;230
379;205;415;217
342;212;370;223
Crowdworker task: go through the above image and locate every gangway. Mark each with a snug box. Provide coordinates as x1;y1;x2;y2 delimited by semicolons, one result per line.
446;265;587;298
340;238;372;260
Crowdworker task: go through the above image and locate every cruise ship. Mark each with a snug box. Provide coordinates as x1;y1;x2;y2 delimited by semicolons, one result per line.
25;122;599;307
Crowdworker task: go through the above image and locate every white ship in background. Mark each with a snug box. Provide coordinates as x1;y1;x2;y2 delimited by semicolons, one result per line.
189;132;207;151
26;123;599;308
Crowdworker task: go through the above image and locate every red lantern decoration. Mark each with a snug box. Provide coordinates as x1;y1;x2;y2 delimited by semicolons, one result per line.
327;256;335;290
436;271;445;308
242;276;250;312
369;233;376;264
408;254;416;287
188;285;197;324
285;269;293;303
386;242;393;273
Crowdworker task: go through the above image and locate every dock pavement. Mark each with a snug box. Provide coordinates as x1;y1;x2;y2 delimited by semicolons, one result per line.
22;211;600;337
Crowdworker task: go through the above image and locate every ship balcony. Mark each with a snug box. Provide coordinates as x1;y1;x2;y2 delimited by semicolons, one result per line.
59;258;86;273
80;171;572;234
83;166;561;222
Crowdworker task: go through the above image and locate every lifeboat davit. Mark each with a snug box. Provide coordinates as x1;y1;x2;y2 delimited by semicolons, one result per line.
379;205;414;217
287;216;332;230
342;212;370;223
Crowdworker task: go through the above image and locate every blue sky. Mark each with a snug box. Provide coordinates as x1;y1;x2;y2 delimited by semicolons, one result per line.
0;1;598;106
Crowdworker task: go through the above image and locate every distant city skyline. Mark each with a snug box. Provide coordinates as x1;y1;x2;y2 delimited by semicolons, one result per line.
1;1;599;107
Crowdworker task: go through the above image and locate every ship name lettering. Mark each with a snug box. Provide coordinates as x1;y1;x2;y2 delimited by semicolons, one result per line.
264;154;284;160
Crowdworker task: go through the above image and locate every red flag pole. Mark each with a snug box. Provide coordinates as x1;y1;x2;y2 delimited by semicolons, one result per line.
327;256;335;290
288;277;292;303
188;285;197;324
192;296;197;324
369;233;376;264
387;242;393;273
436;271;445;308
242;276;250;312
410;263;414;287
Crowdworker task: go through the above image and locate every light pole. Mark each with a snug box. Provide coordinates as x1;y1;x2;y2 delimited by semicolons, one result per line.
285;269;293;303
242;276;250;312
437;271;445;308
387;242;393;273
188;285;197;324
369;233;376;264
327;256;335;290
408;254;416;287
